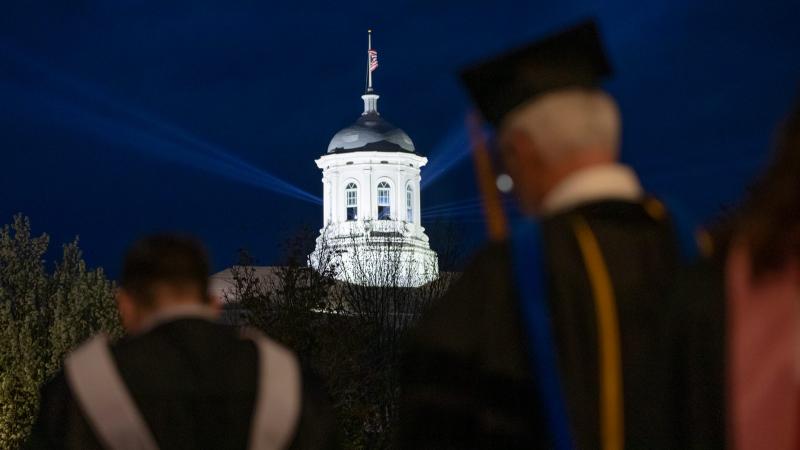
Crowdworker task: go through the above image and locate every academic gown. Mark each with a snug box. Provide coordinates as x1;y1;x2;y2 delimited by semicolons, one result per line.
665;259;726;450
666;248;800;450
399;200;684;449
26;318;341;450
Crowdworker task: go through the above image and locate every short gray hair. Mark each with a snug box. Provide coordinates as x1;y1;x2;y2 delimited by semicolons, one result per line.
503;88;621;164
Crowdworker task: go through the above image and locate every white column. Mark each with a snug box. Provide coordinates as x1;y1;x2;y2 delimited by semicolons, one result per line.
414;174;422;226
322;177;330;225
363;167;373;220
331;171;340;224
394;168;403;222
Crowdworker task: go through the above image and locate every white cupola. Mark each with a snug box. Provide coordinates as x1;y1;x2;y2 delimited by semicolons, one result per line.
310;30;438;287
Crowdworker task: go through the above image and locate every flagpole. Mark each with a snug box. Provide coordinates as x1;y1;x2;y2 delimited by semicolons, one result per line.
367;29;373;92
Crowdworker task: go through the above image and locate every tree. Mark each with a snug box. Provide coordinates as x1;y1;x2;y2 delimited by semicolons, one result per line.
0;215;121;449
227;225;460;449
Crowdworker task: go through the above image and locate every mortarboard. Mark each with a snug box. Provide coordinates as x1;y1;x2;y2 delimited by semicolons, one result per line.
460;19;613;128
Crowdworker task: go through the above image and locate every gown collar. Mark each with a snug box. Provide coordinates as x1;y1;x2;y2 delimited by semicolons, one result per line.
136;303;218;335
541;163;643;216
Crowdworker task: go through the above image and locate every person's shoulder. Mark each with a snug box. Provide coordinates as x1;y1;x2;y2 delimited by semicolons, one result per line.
542;199;679;252
25;369;73;449
39;365;76;408
112;319;251;355
39;368;70;407
545;199;657;224
112;319;258;361
110;319;259;393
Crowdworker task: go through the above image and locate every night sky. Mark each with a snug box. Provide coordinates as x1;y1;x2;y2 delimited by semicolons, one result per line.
2;0;799;276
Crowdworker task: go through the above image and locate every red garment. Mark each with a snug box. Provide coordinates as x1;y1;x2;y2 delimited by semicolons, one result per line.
727;245;800;450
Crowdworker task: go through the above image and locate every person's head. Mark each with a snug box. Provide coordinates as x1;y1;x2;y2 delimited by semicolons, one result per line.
498;87;621;215
117;234;215;332
734;98;800;277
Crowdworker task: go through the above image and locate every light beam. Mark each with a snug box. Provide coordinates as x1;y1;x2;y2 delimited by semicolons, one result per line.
0;44;322;205
421;120;471;189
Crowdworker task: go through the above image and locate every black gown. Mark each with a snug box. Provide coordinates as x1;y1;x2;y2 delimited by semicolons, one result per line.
664;259;726;450
26;318;340;450
399;200;686;449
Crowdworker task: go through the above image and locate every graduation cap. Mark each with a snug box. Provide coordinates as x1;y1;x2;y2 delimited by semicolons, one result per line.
460;19;613;128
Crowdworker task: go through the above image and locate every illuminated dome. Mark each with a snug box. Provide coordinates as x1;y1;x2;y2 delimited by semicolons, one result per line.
327;93;416;154
312;29;437;288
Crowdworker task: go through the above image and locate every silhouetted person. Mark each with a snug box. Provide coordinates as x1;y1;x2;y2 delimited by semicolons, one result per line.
400;20;698;450
27;235;339;450
668;93;800;450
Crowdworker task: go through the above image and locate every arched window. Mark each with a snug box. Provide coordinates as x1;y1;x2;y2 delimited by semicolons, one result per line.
377;181;391;220
406;184;414;223
345;182;358;221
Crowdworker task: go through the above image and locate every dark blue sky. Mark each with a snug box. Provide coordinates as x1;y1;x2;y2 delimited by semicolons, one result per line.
2;0;799;275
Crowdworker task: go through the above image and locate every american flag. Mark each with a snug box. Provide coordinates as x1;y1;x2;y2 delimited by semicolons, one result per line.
369;49;379;72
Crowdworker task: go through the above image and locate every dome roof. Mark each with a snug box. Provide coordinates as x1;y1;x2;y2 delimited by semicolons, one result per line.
327;93;416;154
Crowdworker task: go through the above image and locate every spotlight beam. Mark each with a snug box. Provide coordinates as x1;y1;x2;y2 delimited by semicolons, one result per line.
2;81;322;205
423;196;513;216
423;196;484;214
420;120;471;189
421;118;494;190
0;44;322;205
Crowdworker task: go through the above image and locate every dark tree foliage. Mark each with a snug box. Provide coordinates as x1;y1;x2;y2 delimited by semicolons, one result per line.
0;215;121;448
227;226;460;449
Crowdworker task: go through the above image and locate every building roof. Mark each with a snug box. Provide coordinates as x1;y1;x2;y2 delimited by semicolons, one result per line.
327;112;415;153
327;93;416;154
209;266;281;302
